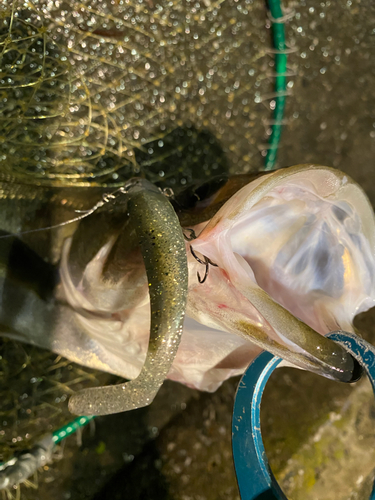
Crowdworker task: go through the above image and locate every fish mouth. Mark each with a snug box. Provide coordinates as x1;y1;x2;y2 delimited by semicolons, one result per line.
187;164;375;384
63;163;372;412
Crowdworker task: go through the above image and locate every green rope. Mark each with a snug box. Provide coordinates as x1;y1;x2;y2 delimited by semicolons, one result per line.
52;415;95;444
264;0;288;171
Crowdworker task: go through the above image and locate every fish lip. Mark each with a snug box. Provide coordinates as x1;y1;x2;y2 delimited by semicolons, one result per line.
264;332;360;383
321;331;363;383
283;328;360;383
314;352;356;383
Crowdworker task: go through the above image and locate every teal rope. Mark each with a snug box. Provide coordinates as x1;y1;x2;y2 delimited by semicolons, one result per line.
0;418;95;469
264;0;288;171
52;415;95;444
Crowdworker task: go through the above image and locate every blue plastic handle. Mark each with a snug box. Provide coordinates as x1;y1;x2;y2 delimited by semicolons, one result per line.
232;331;375;500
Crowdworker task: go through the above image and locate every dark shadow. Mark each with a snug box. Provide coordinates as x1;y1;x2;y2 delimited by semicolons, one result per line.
0;231;58;347
0;231;57;301
92;436;174;500
253;490;283;500
134;126;230;192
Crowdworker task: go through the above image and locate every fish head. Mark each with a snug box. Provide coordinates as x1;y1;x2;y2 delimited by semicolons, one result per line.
186;164;375;385
57;165;375;399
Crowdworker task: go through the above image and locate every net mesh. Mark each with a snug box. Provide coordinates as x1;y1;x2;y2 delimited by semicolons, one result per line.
0;0;275;495
0;0;272;187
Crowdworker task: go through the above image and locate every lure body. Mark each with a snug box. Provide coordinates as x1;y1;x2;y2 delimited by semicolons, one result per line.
68;179;189;415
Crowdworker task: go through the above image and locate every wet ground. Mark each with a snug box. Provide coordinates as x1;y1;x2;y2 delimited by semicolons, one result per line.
30;313;375;500
1;0;375;499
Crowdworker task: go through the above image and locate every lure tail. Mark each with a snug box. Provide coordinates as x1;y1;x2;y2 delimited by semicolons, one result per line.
68;180;188;415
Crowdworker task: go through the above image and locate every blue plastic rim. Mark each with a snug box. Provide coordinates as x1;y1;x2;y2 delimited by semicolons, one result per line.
232;331;375;500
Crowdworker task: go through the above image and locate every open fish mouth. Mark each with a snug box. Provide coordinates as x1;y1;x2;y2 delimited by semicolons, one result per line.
187;164;375;384
0;1;369;417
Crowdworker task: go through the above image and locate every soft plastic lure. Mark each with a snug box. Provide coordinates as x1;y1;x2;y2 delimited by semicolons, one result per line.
68;179;189;415
0;165;373;420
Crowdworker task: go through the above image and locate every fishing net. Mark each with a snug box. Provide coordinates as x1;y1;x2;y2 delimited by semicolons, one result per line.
0;0;275;497
0;0;273;188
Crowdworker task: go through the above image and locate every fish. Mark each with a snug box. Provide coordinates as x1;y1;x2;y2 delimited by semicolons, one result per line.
0;4;370;416
0;164;373;416
186;164;375;382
